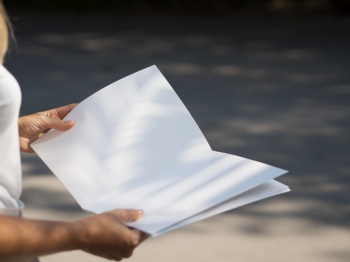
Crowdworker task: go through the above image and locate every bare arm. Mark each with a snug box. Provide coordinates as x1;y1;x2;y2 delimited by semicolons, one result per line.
12;105;148;260
0;209;147;262
0;215;75;262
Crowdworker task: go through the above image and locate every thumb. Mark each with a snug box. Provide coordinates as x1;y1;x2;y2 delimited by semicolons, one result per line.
40;115;75;131
114;209;144;223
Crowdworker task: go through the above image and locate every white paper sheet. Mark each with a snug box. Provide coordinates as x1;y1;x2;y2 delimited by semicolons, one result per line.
32;65;211;208
89;151;287;235
31;65;289;236
153;180;290;236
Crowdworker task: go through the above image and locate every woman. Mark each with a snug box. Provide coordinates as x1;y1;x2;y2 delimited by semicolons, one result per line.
0;2;147;262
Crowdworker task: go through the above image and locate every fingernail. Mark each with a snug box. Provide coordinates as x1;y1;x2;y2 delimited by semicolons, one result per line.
138;209;144;215
64;120;75;125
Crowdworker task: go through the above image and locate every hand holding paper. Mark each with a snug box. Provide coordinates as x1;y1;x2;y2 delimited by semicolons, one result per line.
31;65;289;236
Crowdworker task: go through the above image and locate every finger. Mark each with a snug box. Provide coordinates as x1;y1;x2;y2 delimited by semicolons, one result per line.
26;146;35;154
49;103;78;119
129;229;149;244
129;228;141;239
112;209;144;223
40;115;75;131
139;232;149;243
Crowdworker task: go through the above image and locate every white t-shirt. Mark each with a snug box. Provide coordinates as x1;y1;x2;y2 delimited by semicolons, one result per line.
0;64;22;209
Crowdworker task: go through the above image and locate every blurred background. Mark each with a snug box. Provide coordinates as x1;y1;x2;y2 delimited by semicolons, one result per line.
4;0;350;261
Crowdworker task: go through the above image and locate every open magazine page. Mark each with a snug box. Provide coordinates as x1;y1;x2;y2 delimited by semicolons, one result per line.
32;65;211;208
31;65;289;236
91;151;287;235
153;180;289;236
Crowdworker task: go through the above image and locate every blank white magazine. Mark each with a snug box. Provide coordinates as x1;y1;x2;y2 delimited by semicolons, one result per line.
31;65;289;236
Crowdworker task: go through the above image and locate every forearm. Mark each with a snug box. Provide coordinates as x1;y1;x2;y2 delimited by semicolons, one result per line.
0;215;79;261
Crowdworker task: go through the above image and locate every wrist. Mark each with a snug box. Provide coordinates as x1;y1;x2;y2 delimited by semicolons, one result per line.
44;221;81;253
66;220;89;251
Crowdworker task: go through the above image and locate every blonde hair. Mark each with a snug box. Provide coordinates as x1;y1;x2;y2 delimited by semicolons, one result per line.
0;1;14;64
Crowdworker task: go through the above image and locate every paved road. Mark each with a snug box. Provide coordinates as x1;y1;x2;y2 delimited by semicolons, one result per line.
6;11;350;262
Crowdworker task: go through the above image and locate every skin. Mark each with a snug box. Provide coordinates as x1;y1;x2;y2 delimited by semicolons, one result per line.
18;103;78;153
0;104;148;261
0;209;147;262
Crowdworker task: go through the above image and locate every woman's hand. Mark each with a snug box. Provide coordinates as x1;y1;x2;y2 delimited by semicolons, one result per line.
18;103;78;153
71;209;148;261
0;209;148;262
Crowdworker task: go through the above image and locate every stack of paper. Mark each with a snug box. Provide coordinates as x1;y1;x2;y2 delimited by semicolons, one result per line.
31;65;289;236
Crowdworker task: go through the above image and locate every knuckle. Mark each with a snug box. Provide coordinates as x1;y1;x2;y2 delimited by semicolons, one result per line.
128;234;140;248
121;235;138;258
38;115;46;123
